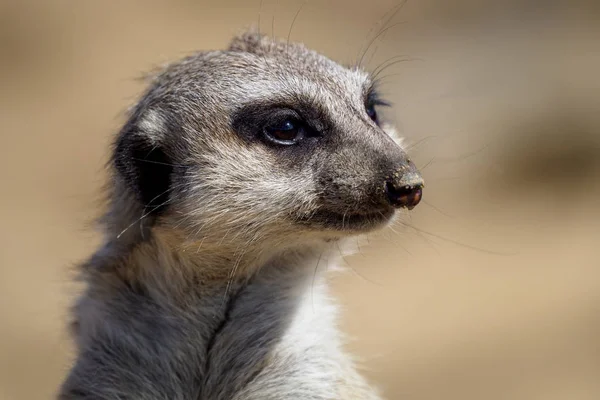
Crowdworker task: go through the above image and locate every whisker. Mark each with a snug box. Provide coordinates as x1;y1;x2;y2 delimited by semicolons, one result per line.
341;208;350;231
428;144;490;165
117;182;186;239
331;239;382;284
311;250;324;314
385;214;413;256
358;22;408;69
257;0;264;36
271;3;277;41
371;72;405;85
131;157;187;168
392;218;440;254
427;176;462;182
359;2;400;56
419;156;436;171
138;183;187;238
415;232;441;256
372;56;422;80
286;1;306;55
335;240;349;264
355;236;364;255
422;200;455;218
404;135;438;152
356;0;409;69
345;255;384;287
399;222;517;256
364;44;380;68
371;54;415;72
117;197;172;239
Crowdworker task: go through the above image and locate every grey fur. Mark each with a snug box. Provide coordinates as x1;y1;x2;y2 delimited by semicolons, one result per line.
59;31;423;400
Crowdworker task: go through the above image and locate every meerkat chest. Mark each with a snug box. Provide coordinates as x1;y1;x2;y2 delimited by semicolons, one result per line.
219;274;352;399
222;273;381;400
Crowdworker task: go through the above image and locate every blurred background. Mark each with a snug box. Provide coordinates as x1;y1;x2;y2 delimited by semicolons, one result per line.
1;0;599;399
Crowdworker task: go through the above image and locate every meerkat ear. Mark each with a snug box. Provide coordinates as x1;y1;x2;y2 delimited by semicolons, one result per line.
113;110;173;214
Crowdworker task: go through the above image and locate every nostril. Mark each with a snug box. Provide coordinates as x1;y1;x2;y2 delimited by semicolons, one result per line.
384;181;423;210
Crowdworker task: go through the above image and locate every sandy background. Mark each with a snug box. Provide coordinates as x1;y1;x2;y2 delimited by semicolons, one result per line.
1;1;599;399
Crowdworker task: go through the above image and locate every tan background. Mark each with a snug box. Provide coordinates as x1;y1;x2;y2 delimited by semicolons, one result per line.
1;1;599;399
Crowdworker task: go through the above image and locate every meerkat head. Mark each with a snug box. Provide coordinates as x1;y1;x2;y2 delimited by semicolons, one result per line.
110;31;423;254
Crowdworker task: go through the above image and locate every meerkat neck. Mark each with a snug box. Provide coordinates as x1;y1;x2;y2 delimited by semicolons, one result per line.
69;228;349;399
97;227;332;298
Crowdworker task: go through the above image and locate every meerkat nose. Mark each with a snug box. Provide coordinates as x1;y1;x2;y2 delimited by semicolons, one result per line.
384;171;424;210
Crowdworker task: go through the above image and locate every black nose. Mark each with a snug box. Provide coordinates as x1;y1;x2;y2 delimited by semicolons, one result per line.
384;176;423;210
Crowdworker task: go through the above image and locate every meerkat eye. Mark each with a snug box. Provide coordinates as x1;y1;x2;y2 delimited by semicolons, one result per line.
366;103;378;123
264;119;305;145
365;88;390;126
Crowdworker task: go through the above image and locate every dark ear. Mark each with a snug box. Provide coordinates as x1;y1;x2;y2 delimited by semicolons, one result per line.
113;116;173;215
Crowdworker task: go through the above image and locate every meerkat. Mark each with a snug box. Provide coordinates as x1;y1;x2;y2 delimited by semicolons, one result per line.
59;31;424;400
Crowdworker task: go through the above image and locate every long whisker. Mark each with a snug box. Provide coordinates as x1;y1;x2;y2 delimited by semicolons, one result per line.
131;157;187;168
427;144;490;165
286;1;306;55
387;229;413;256
117;182;186;239
311;250;324;313
271;2;277;41
356;0;409;69
372;56;422;79
346;258;384;287
392;219;441;255
364;44;380;68
355;236;364;255
404;135;438;152
359;2;402;53
117;198;173;239
257;0;264;37
399;222;517;256
419;156;436;171
331;239;383;284
358;21;408;69
422;200;455;218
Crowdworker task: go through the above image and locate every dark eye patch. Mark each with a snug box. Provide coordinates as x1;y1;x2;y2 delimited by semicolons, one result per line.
231;100;329;145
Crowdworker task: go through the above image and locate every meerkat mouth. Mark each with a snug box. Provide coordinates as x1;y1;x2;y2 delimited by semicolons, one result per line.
302;207;395;232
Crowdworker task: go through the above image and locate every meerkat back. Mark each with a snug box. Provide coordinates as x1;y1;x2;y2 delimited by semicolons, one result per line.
59;31;423;400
